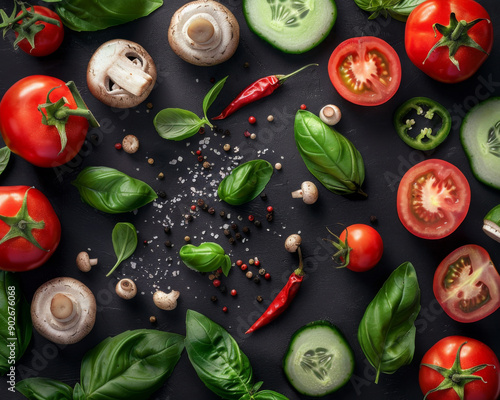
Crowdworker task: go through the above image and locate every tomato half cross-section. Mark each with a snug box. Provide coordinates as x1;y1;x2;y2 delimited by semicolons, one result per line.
328;36;401;106
397;159;470;239
0;186;61;272
433;244;500;323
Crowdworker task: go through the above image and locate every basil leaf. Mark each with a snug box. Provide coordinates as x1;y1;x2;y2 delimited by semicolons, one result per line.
72;166;157;214
107;222;137;277
80;329;184;400
154;108;206;141
253;390;290;399
0;147;10;176
185;310;254;400
353;0;425;21
203;76;228;120
180;242;232;276
294;110;366;197
41;0;163;31
0;271;32;375
17;377;73;400
358;262;421;383
389;0;427;20
218;160;273;205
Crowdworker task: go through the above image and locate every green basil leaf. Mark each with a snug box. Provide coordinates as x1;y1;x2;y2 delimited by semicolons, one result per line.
107;222;138;277
72;166;157;214
185;310;254;400
358;262;421;383
154;108;206;141
41;0;163;31
17;377;73;400
180;242;232;277
294;110;366;196
80;329;184;400
353;0;425;21
253;390;290;399
0;271;32;375
218;160;273;205
0;147;11;176
72;383;85;400
388;0;427;20
203;76;228;120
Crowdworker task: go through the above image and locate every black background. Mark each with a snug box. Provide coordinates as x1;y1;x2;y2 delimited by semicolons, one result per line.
1;0;500;399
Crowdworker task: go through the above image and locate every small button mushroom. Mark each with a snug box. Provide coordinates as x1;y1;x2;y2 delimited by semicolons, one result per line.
76;251;98;272
291;181;319;204
319;104;342;125
168;0;239;66
285;234;302;253
153;290;180;311
122;135;140;154
115;278;137;300
31;277;96;344
87;39;157;108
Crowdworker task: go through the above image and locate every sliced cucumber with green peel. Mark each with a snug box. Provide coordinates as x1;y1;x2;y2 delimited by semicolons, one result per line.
283;320;354;397
460;97;500;190
243;0;337;54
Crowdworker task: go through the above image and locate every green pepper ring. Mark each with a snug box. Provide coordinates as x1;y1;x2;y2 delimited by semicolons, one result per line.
393;97;451;151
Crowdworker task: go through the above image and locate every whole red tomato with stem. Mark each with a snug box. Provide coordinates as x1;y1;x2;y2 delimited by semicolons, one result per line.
405;0;493;83
0;186;61;272
0;75;99;168
420;336;500;400
325;224;383;272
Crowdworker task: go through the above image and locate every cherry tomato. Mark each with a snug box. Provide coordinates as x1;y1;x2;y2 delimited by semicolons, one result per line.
0;75;91;168
433;244;500;323
405;0;493;83
328;36;401;106
420;336;500;400
0;186;61;272
15;6;64;57
397;159;470;239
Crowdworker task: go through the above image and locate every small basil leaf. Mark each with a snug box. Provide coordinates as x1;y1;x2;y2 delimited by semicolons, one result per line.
203;76;228;120
358;262;421;383
154;108;206;141
72;166;157;214
180;242;232;277
253;390;290;400
0;271;32;375
80;329;184;400
72;383;85;400
353;0;425;21
218;160;273;205
294;110;366;196
185;310;254;400
16;377;73;400
0;147;11;176
107;222;137;276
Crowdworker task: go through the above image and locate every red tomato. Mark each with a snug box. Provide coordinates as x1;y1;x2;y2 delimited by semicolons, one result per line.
328;36;401;106
419;336;500;400
339;224;383;272
0;75;90;167
397;159;470;239
405;0;493;83
0;186;61;272
433;244;500;323
15;6;64;57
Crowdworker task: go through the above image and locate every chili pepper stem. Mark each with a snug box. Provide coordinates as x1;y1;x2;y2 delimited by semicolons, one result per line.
277;63;319;84
294;246;305;276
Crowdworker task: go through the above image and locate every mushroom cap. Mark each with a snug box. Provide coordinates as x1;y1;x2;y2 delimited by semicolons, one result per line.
87;39;157;108
76;251;95;272
31;277;96;345
116;278;137;300
319;105;342;126
153;290;180;310
285;234;302;253
168;0;240;66
301;181;319;204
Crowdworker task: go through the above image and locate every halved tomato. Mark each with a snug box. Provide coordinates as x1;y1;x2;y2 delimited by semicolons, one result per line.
397;159;470;239
328;36;401;106
433;245;500;323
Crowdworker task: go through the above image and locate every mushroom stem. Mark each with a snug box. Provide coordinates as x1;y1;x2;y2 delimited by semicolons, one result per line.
107;58;153;97
50;293;75;321
187;17;215;44
291;189;303;199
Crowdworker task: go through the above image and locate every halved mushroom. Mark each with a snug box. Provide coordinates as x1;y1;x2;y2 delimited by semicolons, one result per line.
87;39;157;108
168;0;239;66
31;277;96;344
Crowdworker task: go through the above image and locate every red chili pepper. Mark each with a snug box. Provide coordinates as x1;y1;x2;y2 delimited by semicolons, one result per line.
213;64;318;120
245;247;304;334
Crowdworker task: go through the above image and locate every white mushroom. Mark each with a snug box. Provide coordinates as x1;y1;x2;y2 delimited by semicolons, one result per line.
31;277;96;344
87;39;157;108
319;105;342;125
76;252;98;272
115;278;137;300
291;181;319;204
285;234;302;253
153;290;180;310
168;0;239;66
122;135;140;154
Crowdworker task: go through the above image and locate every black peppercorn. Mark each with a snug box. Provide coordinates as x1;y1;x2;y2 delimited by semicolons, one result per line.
235;233;242;240
260;192;267;200
223;229;231;236
253;277;260;284
164;226;171;234
254;220;261;227
199;127;205;135
208;207;215;215
229;237;235;244
164;240;173;248
201;203;209;211
157;190;167;198
231;223;238;231
224;129;231;136
219;211;226;218
256;296;263;303
242;226;250;234
370;215;378;224
211;295;218;302
266;213;273;222
197;199;205;207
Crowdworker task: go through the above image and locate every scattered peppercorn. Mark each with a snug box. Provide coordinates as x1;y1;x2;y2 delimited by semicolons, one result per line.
157;190;167;198
216;127;224;134
146;157;154;165
219;211;226;218
203;161;211;169
248;215;255;222
185;214;193;222
164;240;173;248
197;155;204;162
248;116;256;124
149;316;157;323
267;206;274;213
235;233;242;240
211;295;218;302
236;259;243;266
184;236;191;243
249;258;255;265
253;277;260;284
275;162;282;170
254;260;261;267
201;204;209;211
267;115;274;122
254;220;262;227
229;237;235;244
223;143;231;152
143;240;148;245
250;133;257;140
196;150;202;156
222;306;228;313
157;172;165;180
197;198;205;207
199;127;205;135
266;213;273;222
223;229;231;237
300;104;307;110
260;192;267;200
243;129;251;138
241;264;248;271
258;268;266;276
224;129;231;136
90;133;99;144
230;289;237;296
190;205;197;211
114;143;122;150
208;274;216;281
370;215;378;224
243;61;250;68
245;271;253;279
231;223;238;231
146;102;153;109
213;279;221;288
208;207;215;215
242;226;250;234
264;273;271;280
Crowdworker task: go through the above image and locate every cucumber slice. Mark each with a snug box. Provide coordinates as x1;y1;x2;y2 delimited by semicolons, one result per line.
242;0;337;54
460;97;500;190
283;321;354;397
